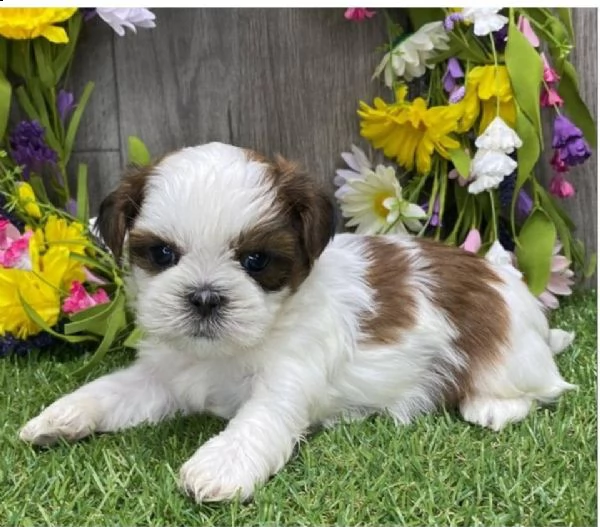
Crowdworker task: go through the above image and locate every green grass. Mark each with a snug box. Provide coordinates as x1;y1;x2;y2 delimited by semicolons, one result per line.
1;292;596;526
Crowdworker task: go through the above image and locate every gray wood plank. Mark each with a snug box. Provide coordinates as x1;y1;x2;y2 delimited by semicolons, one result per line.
68;16;120;153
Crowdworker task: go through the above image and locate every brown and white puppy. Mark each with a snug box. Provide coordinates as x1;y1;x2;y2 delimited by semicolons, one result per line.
20;142;575;502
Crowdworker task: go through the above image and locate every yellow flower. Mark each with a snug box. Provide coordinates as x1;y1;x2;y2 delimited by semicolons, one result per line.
458;65;516;134
0;8;76;43
0;236;69;338
43;215;87;255
358;86;463;175
17;182;41;219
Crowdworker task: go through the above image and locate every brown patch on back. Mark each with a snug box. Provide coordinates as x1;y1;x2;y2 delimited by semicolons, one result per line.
244;148;269;165
359;237;418;344
417;238;510;404
96;163;157;262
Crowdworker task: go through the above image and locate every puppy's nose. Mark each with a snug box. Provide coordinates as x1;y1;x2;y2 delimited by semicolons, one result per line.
187;287;226;318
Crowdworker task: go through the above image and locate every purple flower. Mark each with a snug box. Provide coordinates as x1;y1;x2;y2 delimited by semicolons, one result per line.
0;331;55;358
57;89;75;123
80;8;97;21
65;198;78;217
444;12;464;31
517;189;533;218
9;120;58;179
443;58;464;94
552;115;592;167
422;197;442;227
493;25;509;51
449;85;465;104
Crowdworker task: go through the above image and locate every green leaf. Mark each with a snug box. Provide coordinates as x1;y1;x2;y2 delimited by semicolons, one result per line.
23;81;62;156
448;148;471;180
19;294;97;344
53;12;82;80
406;8;446;30
74;293;128;377
76;163;89;223
536;184;574;262
29;174;50;203
515;210;557;296
0;39;8;74
33;39;55;87
0;69;11;142
64;81;94;166
15;86;38;120
64;291;120;336
511;105;540;236
555;8;574;42
584;252;597;278
9;41;28;80
123;326;144;348
558;66;597;148
127;136;151;166
505;17;543;139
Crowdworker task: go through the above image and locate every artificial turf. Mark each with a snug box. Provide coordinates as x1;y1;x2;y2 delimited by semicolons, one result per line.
1;292;596;526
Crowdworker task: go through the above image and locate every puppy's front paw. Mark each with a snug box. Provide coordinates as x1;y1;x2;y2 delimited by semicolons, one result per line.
19;397;99;446
179;435;265;503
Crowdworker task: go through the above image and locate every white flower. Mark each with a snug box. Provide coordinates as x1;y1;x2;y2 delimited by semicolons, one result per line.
475;116;523;154
468;149;517;194
485;241;522;279
96;8;156;36
373;21;450;86
338;164;427;235
334;145;373;199
461;8;509;37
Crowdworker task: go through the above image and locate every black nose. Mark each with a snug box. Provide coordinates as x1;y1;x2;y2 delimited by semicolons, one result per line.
187;287;226;318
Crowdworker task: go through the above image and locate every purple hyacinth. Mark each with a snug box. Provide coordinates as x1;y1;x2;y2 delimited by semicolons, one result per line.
493;25;509;52
57;89;75;122
422;197;442;227
498;172;516;208
498;220;515;252
0;331;55;358
552;115;592;167
444;12;463;31
443;58;464;94
9;120;58;179
517;189;533;219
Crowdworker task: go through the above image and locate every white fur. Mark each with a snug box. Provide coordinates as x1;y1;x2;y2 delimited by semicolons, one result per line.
19;143;575;502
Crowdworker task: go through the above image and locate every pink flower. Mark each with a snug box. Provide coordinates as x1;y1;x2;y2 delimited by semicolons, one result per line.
0;219;33;269
549;174;575;198
550;149;569;173
517;15;540;47
538;243;574;309
541;53;560;83
344;8;376;21
540;86;564;107
460;229;482;253
62;281;110;315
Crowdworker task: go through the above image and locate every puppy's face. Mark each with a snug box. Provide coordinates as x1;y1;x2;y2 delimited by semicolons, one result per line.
97;143;334;352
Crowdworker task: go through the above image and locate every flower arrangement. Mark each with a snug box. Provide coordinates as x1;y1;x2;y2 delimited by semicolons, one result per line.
0;8;155;366
338;7;596;308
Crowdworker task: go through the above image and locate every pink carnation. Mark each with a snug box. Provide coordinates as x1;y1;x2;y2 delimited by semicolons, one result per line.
62;281;110;314
344;8;376;21
0;219;33;269
549;174;575;199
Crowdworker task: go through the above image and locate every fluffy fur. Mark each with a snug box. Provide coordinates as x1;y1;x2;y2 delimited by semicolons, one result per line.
20;143;575;502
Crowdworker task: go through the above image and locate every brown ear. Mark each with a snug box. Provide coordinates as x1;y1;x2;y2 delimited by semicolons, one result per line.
96;165;152;262
271;155;336;269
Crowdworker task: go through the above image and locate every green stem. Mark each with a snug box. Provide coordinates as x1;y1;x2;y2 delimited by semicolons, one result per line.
489;190;498;240
489;34;501;116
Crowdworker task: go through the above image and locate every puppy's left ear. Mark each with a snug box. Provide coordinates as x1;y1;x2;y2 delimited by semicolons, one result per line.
272;156;337;266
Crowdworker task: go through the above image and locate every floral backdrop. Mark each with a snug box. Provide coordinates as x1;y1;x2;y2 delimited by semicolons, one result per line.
0;8;595;368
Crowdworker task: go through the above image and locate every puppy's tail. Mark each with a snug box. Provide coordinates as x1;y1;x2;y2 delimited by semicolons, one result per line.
548;329;575;356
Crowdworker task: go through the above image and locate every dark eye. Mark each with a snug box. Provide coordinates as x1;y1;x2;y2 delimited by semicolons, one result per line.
148;244;179;268
240;252;270;273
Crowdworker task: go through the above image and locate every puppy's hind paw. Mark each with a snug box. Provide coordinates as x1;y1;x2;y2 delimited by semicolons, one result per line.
549;329;575;355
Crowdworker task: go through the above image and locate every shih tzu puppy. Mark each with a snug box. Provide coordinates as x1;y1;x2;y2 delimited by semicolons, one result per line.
20;142;575;503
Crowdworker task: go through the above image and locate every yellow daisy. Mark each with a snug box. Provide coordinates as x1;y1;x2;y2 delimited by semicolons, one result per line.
0;8;76;43
358;87;463;175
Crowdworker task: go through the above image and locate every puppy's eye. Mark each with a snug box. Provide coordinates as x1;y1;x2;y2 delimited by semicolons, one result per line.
240;252;270;273
149;244;179;268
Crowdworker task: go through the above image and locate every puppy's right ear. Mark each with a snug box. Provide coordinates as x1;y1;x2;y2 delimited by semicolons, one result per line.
96;165;152;262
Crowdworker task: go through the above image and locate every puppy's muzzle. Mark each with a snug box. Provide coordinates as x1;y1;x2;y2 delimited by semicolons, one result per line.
187;287;228;318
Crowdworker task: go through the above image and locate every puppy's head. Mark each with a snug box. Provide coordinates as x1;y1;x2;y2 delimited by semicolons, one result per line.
97;142;335;351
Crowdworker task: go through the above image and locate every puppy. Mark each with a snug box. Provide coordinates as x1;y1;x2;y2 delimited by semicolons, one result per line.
20;142;575;502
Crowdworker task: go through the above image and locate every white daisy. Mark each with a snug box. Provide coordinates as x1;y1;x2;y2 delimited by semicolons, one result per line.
373;21;450;86
334;145;373;199
338;164;427;235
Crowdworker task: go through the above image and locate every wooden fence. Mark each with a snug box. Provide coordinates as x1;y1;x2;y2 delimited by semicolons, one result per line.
69;8;598;275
